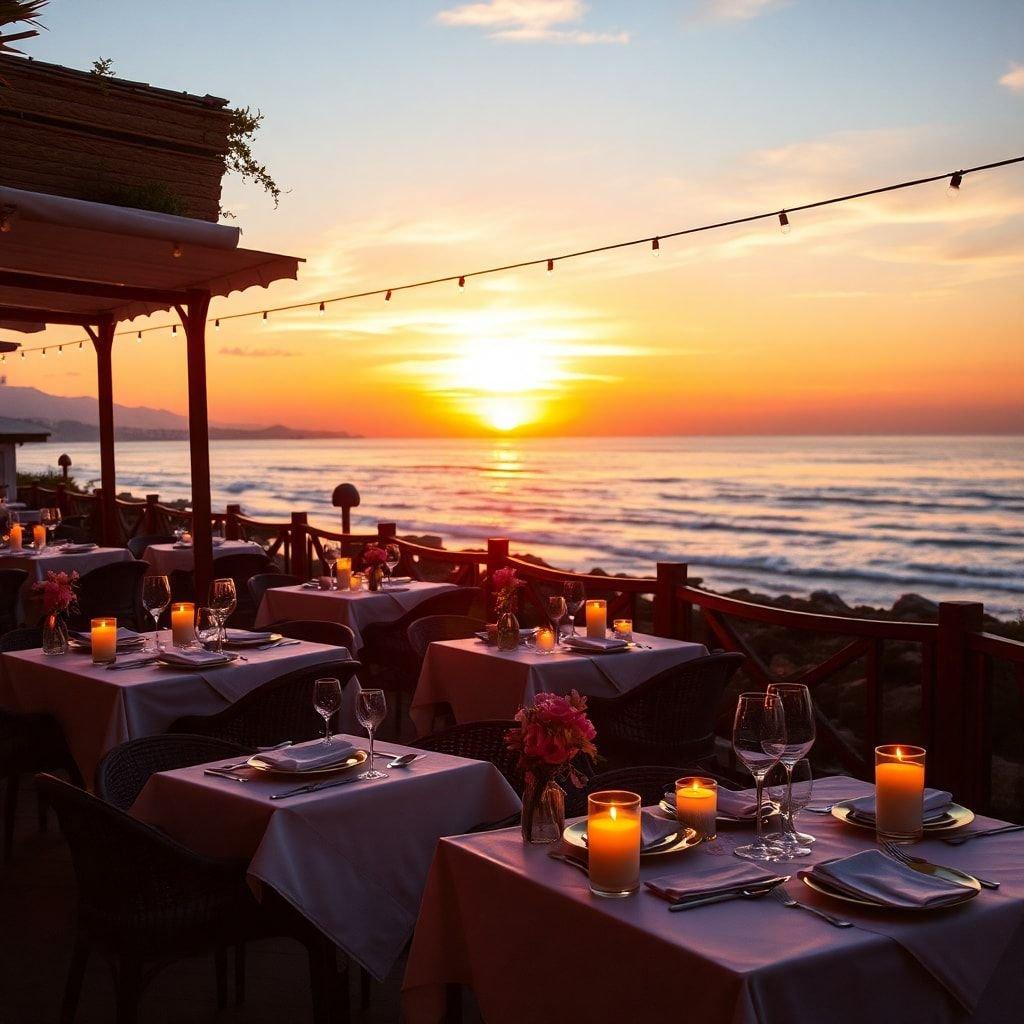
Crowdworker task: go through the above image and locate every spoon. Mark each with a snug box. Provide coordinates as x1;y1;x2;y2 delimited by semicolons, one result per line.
387;752;421;768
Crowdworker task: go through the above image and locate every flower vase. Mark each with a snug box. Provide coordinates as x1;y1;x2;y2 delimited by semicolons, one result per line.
496;610;520;651
42;613;69;656
367;567;384;592
521;775;565;844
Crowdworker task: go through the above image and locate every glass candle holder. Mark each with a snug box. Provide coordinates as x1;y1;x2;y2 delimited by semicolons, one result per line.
350;572;364;591
33;524;47;550
91;617;117;664
585;600;607;639
612;618;633;642
875;745;926;843
675;776;718;839
171;602;196;648
587;790;641;898
534;627;556;654
335;557;352;590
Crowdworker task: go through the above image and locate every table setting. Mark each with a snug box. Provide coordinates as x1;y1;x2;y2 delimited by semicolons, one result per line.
140;536;265;575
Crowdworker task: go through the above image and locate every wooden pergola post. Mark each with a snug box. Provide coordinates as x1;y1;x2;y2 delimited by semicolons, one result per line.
88;316;119;546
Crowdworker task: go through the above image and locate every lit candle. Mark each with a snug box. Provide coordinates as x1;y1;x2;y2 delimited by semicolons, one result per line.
181;532;193;545
675;776;718;839
349;572;364;591
335;557;352;590
171;602;196;648
875;745;926;841
91;617;117;664
535;627;556;653
9;523;22;551
587;791;641;898
613;618;633;641
586;600;607;639
33;524;46;550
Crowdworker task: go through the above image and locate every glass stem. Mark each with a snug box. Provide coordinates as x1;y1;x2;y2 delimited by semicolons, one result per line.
323;714;330;744
368;727;375;765
754;772;767;848
785;763;796;836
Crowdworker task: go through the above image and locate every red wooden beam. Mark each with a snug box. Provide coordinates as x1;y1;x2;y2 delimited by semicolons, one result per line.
0;305;100;327
90;319;119;547
0;270;188;306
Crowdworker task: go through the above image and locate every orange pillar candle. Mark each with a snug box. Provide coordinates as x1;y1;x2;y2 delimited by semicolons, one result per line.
350;572;364;591
587;791;641;897
33;524;47;550
8;523;22;551
335;557;352;591
535;627;556;653
675;776;718;839
171;602;196;648
875;745;926;842
586;600;607;639
91;617;117;664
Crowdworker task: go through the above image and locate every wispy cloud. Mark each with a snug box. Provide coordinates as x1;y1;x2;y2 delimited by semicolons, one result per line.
689;0;790;24
999;62;1024;93
436;1;628;45
220;346;297;358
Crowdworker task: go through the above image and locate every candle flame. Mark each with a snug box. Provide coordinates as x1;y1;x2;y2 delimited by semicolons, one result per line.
896;746;903;760
692;780;700;791
609;806;618;821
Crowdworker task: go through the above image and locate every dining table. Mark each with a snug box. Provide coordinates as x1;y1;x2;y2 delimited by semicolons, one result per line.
253;579;459;653
409;632;709;735
0;638;355;784
141;538;266;576
130;736;522;981
403;775;1024;1024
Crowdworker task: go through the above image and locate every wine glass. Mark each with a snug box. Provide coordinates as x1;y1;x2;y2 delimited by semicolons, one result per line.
39;508;53;548
563;582;585;639
49;507;62;547
356;689;389;779
768;759;814;858
766;682;816;846
732;692;786;862
385;544;401;586
314;677;342;745
142;574;171;652
208;578;237;652
546;595;567;643
195;607;220;650
321;543;338;584
173;525;185;544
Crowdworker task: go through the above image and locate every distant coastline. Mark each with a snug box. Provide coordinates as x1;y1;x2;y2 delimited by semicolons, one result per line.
37;420;362;442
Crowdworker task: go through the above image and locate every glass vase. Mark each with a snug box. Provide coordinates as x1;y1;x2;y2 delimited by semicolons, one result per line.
42;613;69;656
521;775;565;844
367;567;384;592
496;610;520;651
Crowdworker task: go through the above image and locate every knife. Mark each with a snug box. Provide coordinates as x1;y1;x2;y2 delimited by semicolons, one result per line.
669;880;788;912
270;775;360;800
665;874;790;908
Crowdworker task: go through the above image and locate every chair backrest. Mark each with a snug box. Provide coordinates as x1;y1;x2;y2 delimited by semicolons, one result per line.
127;533;177;560
247;572;300;611
72;560;150;630
586;652;745;766
96;734;251;810
271;619;356;650
562;764;692;818
0;568;27;634
168;659;361;748
407;614;487;661
205;552;276;628
53;523;90;544
0;625;42;652
412;720;523;795
168;568;195;604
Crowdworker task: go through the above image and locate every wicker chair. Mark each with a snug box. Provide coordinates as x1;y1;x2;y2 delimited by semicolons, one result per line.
0;568;27;634
36;773;347;1024
586;652;745;769
95;735;251;811
53;523;91;545
0;626;43;652
71;560;150;630
247;572;300;612
168;659;361;748
271;619;356;651
407;614;487;661
412;720;523;796
126;533;177;560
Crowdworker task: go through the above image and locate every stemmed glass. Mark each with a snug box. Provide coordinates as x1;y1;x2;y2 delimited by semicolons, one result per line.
195;607;220;651
38;508;52;549
766;682;816;847
314;677;342;745
142;574;171;653
208;578;237;653
173;526;185;544
385;544;401;586
546;595;567;643
356;689;389;779
563;582;585;640
321;543;338;585
732;692;786;862
768;759;814;858
49;508;62;547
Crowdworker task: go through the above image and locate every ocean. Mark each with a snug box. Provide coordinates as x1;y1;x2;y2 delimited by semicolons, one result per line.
16;435;1024;619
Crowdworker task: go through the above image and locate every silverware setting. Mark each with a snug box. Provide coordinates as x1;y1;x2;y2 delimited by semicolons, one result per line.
943;823;1024;846
770;886;853;927
547;851;589;875
666;874;790;911
256;639;302;651
804;803;837;814
270;775;360;800
880;840;999;890
371;751;421;768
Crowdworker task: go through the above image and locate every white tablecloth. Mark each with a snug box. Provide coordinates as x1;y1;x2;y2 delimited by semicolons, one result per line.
0;640;354;783
410;633;708;734
130;737;522;980
140;539;266;576
254;581;459;652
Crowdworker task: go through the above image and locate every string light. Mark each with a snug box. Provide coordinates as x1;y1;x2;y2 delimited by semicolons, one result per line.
41;348;46;357
385;289;392;301
779;211;791;235
948;170;963;196
547;259;554;272
652;237;660;255
172;242;183;258
171;324;177;336
458;276;466;291
78;341;83;349
57;345;62;355
214;319;220;331
20;350;24;359
262;310;269;325
318;301;325;316
137;331;142;342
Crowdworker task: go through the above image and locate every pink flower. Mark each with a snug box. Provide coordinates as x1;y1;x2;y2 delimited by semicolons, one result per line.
362;544;388;567
504;689;597;777
32;570;79;615
490;567;522;594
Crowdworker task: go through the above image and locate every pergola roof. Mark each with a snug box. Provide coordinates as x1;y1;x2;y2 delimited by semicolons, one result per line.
0;417;50;442
0;185;302;328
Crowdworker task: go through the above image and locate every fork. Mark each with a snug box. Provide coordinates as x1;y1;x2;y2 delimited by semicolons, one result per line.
882;841;999;889
944;824;1024;846
770;886;853;927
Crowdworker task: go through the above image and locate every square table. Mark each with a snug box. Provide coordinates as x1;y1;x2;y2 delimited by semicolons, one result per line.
141;539;266;576
0;639;353;784
254;580;459;653
130;736;522;981
410;633;709;735
403;776;1024;1024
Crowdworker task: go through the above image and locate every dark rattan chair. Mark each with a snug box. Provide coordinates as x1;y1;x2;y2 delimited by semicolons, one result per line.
168;659;361;748
54;522;91;545
36;773;347;1024
412;720;523;796
0;568;27;633
71;560;150;630
407;614;487;661
248;572;301;613
126;533;177;560
586;651;745;769
271;619;356;651
0;626;43;652
95;734;251;811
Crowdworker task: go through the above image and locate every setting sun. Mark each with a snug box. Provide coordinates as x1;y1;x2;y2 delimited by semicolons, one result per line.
478;395;536;432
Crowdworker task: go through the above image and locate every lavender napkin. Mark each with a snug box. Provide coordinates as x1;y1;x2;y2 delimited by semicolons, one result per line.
646;861;782;902
563;636;629;652
846;787;953;824
807;849;969;908
641;810;682;850
253;740;357;772
225;628;274;642
158;649;233;668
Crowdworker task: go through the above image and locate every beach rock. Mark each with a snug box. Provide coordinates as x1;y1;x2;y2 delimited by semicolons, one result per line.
808;590;852;615
891;593;939;621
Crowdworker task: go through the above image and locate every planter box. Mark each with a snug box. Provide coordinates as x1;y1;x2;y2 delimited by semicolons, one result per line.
0;55;232;222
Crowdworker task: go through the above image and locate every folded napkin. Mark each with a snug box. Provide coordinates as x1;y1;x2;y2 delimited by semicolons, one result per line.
646;862;782;902
107;654;160;671
563;635;629;652
71;627;141;645
388;576;412;584
159;648;232;667
807;850;969;909
225;628;274;642
716;789;774;820
63;543;98;554
256;740;357;772
641;810;683;850
847;787;953;824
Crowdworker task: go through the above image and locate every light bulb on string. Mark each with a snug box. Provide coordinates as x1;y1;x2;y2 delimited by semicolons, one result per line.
172;242;183;258
385;289;392;302
214;319;220;332
948;171;963;197
652;237;660;256
778;211;791;235
137;331;142;343
172;324;178;336
20;350;25;359
57;345;62;355
262;311;269;326
41;348;46;358
318;301;325;317
458;276;466;292
78;341;83;350
547;259;554;273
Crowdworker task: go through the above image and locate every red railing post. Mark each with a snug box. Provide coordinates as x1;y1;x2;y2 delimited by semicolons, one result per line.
290;512;308;579
654;562;688;639
225;504;241;540
932;601;984;799
486;538;509;620
377;521;397;545
144;494;160;534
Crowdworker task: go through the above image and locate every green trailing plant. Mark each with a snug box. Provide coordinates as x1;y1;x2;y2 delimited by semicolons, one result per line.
222;105;282;214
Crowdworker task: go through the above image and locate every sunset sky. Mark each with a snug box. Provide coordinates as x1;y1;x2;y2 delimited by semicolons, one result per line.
6;0;1024;437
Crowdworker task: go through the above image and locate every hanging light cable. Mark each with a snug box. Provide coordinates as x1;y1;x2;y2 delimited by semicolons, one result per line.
948;170;964;196
779;211;791;235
